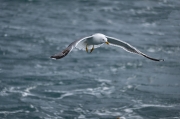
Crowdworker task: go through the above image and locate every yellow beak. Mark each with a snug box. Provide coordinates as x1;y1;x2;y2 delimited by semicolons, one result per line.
106;41;109;45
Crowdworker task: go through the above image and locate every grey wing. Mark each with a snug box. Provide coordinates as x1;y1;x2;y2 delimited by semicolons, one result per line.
50;36;92;59
106;36;164;61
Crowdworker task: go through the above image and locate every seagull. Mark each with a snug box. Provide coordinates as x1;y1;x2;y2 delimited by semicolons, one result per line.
51;33;164;61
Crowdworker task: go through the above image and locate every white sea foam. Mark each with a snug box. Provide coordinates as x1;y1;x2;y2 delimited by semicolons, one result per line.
0;86;37;97
58;86;115;99
0;110;24;114
59;92;74;99
141;104;174;108
0;87;9;96
94;110;122;116
124;108;133;113
78;114;86;119
22;86;36;97
95;78;112;83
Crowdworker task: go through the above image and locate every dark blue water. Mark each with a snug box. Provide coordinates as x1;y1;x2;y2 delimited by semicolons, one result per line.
0;0;180;119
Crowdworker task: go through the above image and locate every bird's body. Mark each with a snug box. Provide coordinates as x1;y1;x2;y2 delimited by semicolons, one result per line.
86;33;107;45
51;33;164;62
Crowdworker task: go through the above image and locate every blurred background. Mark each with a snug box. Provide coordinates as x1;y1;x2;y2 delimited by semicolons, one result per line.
0;0;180;119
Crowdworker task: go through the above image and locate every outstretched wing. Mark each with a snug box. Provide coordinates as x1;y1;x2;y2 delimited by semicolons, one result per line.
106;36;164;61
50;36;92;59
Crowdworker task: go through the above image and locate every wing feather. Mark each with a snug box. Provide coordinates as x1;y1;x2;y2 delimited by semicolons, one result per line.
106;36;164;61
74;36;92;50
50;36;92;59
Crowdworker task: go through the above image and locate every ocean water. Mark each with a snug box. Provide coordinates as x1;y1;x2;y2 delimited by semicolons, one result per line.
0;0;180;119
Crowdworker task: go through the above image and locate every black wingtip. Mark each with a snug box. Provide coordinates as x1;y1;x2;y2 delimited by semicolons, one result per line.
152;58;164;62
153;58;164;62
146;57;164;62
141;53;164;62
50;56;57;60
50;55;62;59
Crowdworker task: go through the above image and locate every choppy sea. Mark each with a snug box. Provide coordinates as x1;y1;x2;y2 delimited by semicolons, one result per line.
0;0;180;119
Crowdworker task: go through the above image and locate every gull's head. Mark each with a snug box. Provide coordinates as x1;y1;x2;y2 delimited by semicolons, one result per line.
92;33;109;45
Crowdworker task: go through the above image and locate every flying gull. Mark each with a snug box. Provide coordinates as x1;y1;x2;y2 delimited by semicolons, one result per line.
51;33;164;61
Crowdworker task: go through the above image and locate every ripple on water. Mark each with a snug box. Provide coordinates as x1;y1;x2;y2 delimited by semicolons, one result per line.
0;0;180;119
56;86;115;99
0;86;37;98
